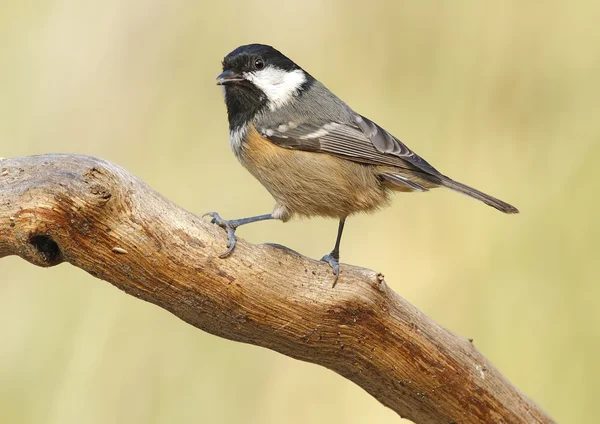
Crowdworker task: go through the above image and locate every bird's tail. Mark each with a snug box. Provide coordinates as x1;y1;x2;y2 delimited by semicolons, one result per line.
438;175;519;214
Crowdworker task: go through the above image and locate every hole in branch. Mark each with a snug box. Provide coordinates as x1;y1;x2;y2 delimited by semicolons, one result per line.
29;234;62;265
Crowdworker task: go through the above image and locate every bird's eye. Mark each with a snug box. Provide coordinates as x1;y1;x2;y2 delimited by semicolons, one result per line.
254;58;265;70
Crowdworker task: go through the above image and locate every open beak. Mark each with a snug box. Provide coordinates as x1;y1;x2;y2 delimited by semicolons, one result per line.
216;70;244;85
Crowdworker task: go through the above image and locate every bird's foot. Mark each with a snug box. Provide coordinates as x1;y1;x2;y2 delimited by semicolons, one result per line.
321;253;340;287
203;212;240;258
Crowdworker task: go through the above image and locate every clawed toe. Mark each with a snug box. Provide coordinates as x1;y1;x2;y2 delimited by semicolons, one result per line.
203;212;227;227
321;253;340;287
203;212;238;258
219;226;237;258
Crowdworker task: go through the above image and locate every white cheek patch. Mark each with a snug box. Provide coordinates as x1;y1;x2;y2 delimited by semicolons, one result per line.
244;66;307;111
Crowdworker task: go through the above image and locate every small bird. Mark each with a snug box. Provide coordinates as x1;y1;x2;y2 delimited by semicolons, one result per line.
206;44;518;286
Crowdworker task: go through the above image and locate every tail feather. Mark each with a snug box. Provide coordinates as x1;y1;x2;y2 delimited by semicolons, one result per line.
439;176;519;214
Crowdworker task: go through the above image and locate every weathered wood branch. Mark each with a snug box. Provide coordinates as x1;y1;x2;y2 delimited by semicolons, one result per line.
0;154;553;424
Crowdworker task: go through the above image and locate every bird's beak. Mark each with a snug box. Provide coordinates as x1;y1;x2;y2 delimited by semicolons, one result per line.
216;70;244;85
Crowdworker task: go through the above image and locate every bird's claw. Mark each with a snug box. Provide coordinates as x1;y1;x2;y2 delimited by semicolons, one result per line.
203;212;238;258
321;253;340;287
202;211;224;226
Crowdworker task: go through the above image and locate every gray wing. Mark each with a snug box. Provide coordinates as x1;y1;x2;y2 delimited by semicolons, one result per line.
258;113;442;178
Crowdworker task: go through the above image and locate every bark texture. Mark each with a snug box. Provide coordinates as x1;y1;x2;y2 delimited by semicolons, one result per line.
0;154;554;424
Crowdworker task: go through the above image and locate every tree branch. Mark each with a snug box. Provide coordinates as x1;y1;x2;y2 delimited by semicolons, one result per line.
0;154;553;424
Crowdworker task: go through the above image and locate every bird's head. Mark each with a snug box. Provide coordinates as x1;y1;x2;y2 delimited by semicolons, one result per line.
217;44;311;118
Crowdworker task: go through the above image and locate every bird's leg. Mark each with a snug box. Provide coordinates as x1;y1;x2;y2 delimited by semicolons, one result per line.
203;212;274;258
321;218;346;287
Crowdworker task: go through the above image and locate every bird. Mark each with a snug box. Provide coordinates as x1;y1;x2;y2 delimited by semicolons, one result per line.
205;43;519;286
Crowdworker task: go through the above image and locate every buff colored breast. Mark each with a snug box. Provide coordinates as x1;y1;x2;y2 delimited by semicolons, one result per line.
237;125;391;220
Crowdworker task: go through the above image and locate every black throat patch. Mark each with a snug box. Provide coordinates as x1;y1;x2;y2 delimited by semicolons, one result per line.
224;83;268;131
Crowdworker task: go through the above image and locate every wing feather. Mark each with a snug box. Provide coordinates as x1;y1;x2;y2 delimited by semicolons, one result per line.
258;114;441;176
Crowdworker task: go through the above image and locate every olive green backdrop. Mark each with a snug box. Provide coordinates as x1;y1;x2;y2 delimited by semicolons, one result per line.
1;1;598;423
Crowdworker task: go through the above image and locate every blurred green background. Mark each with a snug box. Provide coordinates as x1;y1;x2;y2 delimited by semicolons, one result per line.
1;1;598;423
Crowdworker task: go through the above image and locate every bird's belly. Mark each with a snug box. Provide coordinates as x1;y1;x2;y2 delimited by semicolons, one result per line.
238;126;390;219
